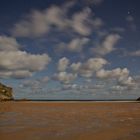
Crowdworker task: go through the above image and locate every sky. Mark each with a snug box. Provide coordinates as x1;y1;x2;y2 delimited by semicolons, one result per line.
0;0;140;100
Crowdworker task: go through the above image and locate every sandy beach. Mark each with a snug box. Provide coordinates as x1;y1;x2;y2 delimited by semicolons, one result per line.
0;101;140;140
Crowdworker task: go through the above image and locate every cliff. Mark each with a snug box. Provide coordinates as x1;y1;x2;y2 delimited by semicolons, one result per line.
0;83;13;101
136;97;140;101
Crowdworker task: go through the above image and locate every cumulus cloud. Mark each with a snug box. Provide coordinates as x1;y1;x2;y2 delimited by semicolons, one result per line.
0;36;51;79
72;8;103;36
70;62;82;72
96;68;135;87
62;84;79;90
0;51;50;72
57;57;69;72
46;6;68;28
55;56;136;89
0;36;20;51
92;34;121;56
12;10;50;37
111;85;128;91
72;58;108;78
72;8;93;36
53;72;77;84
67;38;89;52
61;57;108;78
20;76;50;89
118;76;135;87
96;68;129;79
0;70;33;79
62;83;104;91
11;5;68;38
11;4;103;37
58;37;89;52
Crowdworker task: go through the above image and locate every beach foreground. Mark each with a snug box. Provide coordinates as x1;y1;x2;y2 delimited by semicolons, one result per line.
0;101;140;140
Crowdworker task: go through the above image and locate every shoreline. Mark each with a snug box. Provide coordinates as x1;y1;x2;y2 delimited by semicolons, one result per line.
1;100;139;103
14;98;138;101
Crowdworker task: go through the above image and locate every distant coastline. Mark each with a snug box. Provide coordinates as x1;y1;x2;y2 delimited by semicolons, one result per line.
13;99;139;102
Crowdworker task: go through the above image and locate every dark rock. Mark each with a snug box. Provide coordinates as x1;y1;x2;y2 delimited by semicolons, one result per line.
136;97;140;101
0;82;13;101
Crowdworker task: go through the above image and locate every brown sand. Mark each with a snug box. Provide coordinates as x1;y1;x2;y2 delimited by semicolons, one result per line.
0;101;140;140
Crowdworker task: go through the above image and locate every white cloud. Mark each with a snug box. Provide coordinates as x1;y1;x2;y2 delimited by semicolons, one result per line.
12;10;50;37
0;51;51;72
20;77;50;90
72;8;103;36
70;62;82;72
65;58;108;78
118;76;135;87
68;38;89;52
79;58;108;78
57;57;69;72
85;58;107;71
0;36;51;79
111;85;127;91
46;6;68;29
0;70;33;79
0;36;20;51
11;4;103;37
53;72;77;84
12;70;33;79
11;6;67;38
62;83;104;90
72;8;93;36
62;84;79;90
19;80;41;90
58;37;89;52
96;68;136;87
96;68;129;79
92;34;121;56
79;69;94;78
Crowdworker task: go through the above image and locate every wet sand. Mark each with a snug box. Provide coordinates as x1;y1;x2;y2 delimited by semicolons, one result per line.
0;101;140;140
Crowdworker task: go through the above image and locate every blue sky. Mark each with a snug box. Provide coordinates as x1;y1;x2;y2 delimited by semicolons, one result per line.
0;0;140;99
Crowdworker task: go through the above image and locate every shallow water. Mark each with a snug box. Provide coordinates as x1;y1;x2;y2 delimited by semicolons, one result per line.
0;101;140;140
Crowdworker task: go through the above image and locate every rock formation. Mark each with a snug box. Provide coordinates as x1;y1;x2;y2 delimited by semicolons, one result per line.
0;82;13;101
136;97;140;101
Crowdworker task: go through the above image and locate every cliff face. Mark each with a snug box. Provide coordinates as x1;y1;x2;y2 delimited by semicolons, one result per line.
0;83;13;101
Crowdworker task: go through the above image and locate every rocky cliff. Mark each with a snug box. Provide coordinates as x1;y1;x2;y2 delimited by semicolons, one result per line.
136;97;140;101
0;83;13;101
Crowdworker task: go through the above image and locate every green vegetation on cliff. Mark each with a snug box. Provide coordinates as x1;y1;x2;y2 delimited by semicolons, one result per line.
0;83;13;101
